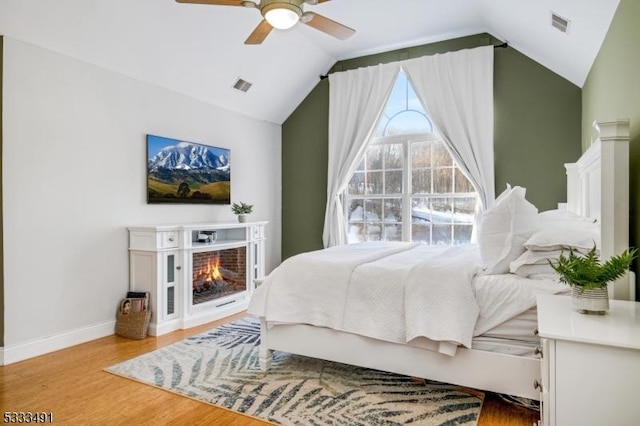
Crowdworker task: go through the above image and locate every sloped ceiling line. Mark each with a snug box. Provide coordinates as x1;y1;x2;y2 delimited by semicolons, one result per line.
0;0;620;124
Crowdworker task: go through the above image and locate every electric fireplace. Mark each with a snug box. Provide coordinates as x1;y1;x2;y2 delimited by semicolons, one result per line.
128;221;267;336
192;247;246;306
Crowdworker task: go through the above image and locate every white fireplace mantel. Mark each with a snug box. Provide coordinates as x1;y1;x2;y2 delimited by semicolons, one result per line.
128;221;267;336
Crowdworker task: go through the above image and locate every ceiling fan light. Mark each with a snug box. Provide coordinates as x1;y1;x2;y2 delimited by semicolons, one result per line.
264;5;301;30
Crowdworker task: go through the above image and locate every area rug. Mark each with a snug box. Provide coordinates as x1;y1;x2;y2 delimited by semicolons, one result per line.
106;317;483;425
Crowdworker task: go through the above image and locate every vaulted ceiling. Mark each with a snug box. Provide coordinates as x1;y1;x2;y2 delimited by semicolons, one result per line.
0;0;620;124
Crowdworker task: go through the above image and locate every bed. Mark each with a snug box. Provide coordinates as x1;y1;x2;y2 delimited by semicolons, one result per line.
248;119;632;401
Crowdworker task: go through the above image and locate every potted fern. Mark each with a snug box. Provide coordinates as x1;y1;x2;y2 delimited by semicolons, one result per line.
551;246;637;314
231;201;253;223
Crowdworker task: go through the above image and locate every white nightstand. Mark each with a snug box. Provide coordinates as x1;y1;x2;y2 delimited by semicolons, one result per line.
536;294;640;426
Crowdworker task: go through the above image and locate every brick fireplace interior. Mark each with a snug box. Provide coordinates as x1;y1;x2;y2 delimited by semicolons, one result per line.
192;247;247;305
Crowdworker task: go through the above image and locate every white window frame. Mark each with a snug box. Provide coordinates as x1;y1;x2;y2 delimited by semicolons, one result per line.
344;132;477;244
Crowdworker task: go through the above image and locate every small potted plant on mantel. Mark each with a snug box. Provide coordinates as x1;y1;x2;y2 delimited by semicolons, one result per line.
231;201;253;223
551;246;637;314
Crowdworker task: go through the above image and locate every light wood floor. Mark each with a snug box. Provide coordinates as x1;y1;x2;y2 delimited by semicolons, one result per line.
1;313;539;425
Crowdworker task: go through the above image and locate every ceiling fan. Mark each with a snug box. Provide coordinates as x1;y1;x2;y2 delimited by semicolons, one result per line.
175;0;355;45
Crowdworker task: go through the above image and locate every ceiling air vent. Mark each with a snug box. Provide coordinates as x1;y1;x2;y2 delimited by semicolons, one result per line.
232;78;252;93
551;12;570;34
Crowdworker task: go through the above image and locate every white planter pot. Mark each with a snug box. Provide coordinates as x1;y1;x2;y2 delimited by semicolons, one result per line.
571;286;609;314
237;214;247;223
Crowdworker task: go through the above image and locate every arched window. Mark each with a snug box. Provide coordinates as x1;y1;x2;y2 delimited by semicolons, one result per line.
345;70;478;245
374;71;433;137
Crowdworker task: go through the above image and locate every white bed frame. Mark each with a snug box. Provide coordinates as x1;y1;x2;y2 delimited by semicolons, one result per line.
565;119;633;300
258;119;631;401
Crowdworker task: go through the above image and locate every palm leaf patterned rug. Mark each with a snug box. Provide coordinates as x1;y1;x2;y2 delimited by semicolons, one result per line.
106;317;483;425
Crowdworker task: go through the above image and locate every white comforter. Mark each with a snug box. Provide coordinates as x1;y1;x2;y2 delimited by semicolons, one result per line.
248;242;482;355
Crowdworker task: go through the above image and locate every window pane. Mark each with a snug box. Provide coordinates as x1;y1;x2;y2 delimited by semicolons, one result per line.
383;198;402;223
347;223;365;244
364;223;382;241
455;168;475;193
384;72;409;118
385;170;403;194
411;197;431;222
366;171;384;195
432;224;452;245
354;157;365;172
433;168;453;194
454;224;473;245
412;222;431;243
347;199;365;221
366;145;384;170
348;171;365;195
431;198;453;224
383;224;402;241
454;197;477;223
410;197;471;244
385;111;432;136
377;70;433;137
411;141;432;168
365;199;382;222
433;142;452;166
412;169;432;194
384;143;403;168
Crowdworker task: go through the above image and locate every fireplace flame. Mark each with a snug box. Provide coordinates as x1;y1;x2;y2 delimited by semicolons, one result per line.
204;256;223;282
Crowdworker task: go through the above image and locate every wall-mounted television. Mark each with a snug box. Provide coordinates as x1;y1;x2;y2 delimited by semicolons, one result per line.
146;134;231;204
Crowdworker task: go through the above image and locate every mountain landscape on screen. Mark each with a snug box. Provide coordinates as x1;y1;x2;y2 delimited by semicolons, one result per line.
147;135;231;204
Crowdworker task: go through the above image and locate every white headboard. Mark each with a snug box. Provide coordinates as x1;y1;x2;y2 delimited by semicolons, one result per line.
565;119;632;300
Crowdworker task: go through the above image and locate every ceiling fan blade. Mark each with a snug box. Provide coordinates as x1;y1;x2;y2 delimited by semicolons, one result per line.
304;0;332;4
301;12;355;40
245;20;274;45
175;0;253;6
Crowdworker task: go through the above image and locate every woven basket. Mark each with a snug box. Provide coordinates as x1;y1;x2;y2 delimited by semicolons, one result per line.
116;309;151;339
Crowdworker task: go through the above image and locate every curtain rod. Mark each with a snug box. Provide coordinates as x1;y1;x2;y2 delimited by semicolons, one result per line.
319;42;508;80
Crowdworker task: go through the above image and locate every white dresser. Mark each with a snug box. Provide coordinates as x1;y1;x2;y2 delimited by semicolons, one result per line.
536;294;640;426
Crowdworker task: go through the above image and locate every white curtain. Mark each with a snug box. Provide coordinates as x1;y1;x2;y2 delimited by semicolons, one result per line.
402;46;495;210
322;63;400;248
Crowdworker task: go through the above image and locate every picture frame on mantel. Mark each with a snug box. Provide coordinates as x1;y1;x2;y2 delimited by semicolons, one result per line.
146;134;231;204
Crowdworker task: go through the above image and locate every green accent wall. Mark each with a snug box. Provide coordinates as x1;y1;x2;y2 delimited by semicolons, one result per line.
282;80;329;258
283;33;582;259
1;36;4;347
581;0;639;296
494;47;582;210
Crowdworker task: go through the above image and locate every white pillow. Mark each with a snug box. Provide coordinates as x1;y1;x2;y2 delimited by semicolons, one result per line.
524;228;599;253
539;209;596;225
512;263;558;278
478;185;539;274
510;249;563;273
509;249;563;277
494;183;513;203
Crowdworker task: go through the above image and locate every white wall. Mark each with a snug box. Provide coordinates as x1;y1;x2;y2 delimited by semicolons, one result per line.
1;38;282;360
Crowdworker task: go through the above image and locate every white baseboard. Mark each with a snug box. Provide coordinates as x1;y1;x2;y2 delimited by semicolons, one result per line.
149;318;183;336
0;320;116;365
